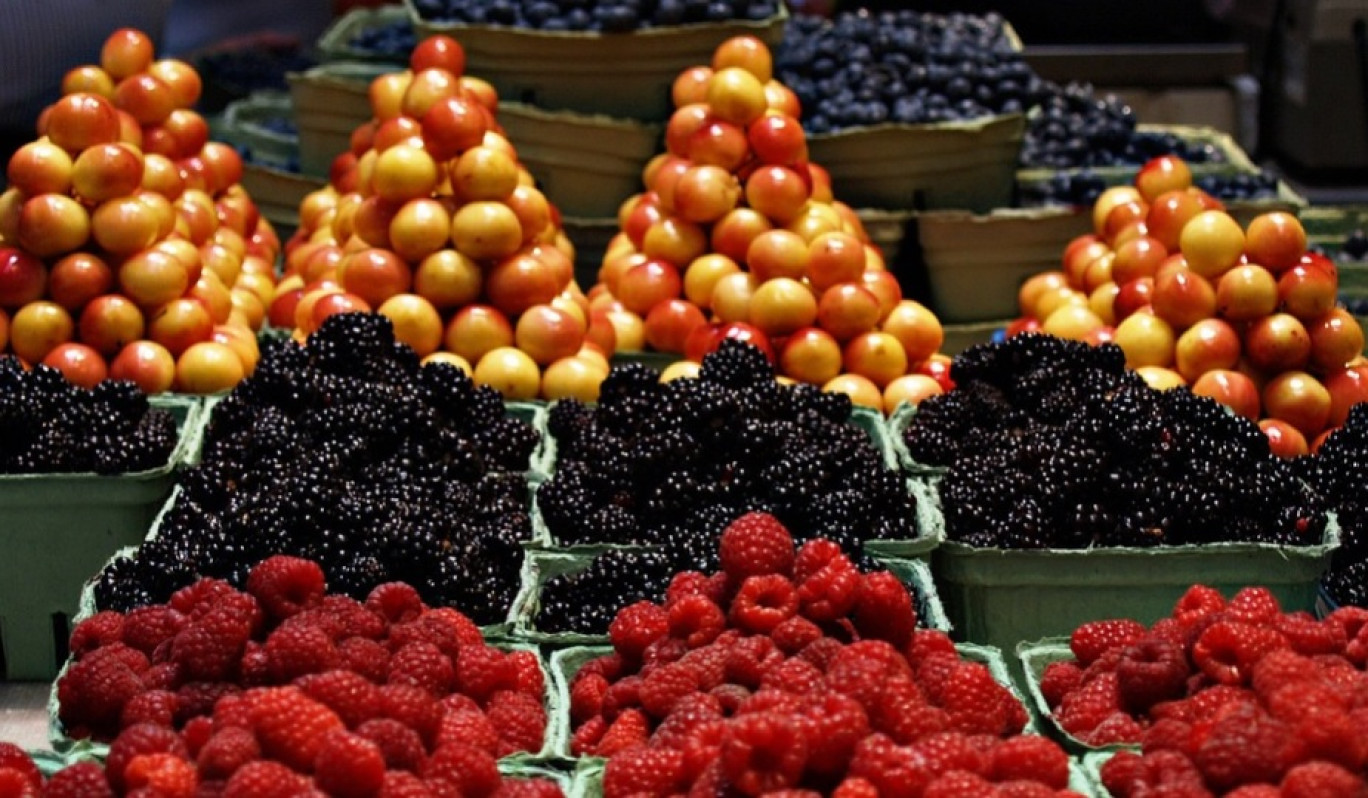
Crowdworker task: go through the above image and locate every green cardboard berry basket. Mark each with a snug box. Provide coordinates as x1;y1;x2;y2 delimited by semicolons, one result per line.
1016;638;1141;756
1082;750;1120;797
217;92;299;171
931;502;1340;656
885;401;951;478
0;395;202;681
511;549;952;648
402;0;787;122
317;4;414;64
499;761;573;792
547;640;1034;762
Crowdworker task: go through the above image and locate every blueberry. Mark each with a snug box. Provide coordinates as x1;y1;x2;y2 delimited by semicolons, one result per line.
654;0;685;24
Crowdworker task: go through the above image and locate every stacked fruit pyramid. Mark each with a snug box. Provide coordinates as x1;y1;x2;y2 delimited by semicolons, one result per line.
279;36;608;402
585;36;950;414
1009;155;1368;454
0;29;279;395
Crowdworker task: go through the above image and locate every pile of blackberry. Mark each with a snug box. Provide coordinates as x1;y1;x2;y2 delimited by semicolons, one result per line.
535;549;675;633
1017;169;1281;210
903;334;1326;549
408;0;778;32
776;11;1036;132
535;340;918;571
1296;405;1368;607
1019;81;1224;170
93;313;538;624
0;358;177;475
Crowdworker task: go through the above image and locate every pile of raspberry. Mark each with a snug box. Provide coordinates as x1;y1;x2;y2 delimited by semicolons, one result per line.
1039;586;1368;796
569;512;1083;797
53;556;559;796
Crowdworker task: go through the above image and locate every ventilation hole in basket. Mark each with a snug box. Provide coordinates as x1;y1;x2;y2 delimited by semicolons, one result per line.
52;613;70;672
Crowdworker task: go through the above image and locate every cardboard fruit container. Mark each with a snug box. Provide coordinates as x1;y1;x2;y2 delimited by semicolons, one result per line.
287;62;396;177
0;396;203;681
317;4;415;64
1016;637;1140;755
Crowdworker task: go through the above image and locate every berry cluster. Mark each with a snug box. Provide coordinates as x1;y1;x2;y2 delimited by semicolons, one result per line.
94;314;537;623
570;513;1082;796
903;334;1327;548
1020;82;1224;170
1335;230;1368;262
1298;405;1368;608
55;555;557;794
536;549;677;635
408;0;779;32
537;341;920;568
1018;170;1281;210
347;18;417;58
0;358;177;475
776;11;1034;131
1042;586;1368;749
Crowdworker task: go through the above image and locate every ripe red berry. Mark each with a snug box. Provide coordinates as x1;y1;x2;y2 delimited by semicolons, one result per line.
719;511;795;581
245;555;326;622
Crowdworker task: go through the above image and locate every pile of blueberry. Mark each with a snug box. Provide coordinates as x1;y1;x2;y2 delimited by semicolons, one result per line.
93;314;539;625
776;10;1037;131
346;18;417;58
902;334;1327;549
0;358;178;475
408;0;779;32
1017;169;1282;209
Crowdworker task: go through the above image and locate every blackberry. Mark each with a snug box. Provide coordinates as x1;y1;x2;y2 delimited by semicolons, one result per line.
904;334;1328;550
93;313;536;622
1301;405;1368;606
536;549;675;634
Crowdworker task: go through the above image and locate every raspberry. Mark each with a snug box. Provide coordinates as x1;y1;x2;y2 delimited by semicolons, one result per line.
666;571;711;606
486;690;546;755
122;752;197;797
0;769;37;798
0;745;40;792
1161;684;1255;723
142;663;183;692
725;636;783;690
169;607;252;683
595;708;650;756
822;648;892;712
296;670;382;728
1115;639;1189;713
455;645;514;705
1192;621;1288;686
851;571;917;648
915;651;960;705
119;689;177;729
315;730;387;798
873;681;946;745
795;544;862;624
832;777;880;798
1172;584;1226;628
1274;613;1348;657
1224;586;1281;626
1224;786;1281;798
120;606;186;657
168;579;236;618
366;582;426;624
938;661;1024;737
1038;661;1084;709
1325;605;1368;641
339;637;392;683
238;643;271;688
196;727;260;781
710;683;752;715
105;724;188;793
265;623;340;682
322;595;387;641
495;779;564;798
770;617;823;656
737;688;805;717
569;672;608;724
378;684;444;747
601;675;643;720
729;575;799;635
1265;679;1350;722
639;661;701;719
1056;671;1122;737
245;555;326;623
356;718;429;772
760;657;822;695
378;771;434;798
211;693;252;731
602;747;686;798
923;770;995;797
506;649;544;698
905;629;957;665
994;782;1058;798
56;645;147;737
389;642;456;696
796;637;843;671
719;511;795;582
569;715;606;757
801;693;870;777
41;762;113;798
849;734;936;798
244;686;346;772
679;645;727;691
609;601;669;663
174;681;239;726
642;636;689;671
1250;648;1317;697
667;594;726;649
1069;619;1147;667
720;711;808;794
1098;749;1148;796
1280;761;1366;798
1084;711;1145;746
910;732;989;777
1192;704;1300;792
222;761;312;798
648;693;722;749
422;744;501;798
69;611;125;659
1142;718;1195;755
988;736;1069;788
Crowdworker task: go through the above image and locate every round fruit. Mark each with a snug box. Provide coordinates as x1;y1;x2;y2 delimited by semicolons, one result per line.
1179;210;1245;279
377;293;443;357
473;346;540;400
175;341;245;393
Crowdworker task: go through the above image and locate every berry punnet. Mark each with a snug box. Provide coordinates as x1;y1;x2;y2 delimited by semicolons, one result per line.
0;356;176;474
567;514;1085;797
902;334;1327;549
538;340;920;565
94;313;536;623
